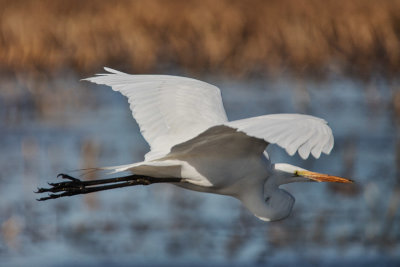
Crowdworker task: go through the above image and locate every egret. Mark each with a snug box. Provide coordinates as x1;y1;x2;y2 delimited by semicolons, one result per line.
37;67;353;221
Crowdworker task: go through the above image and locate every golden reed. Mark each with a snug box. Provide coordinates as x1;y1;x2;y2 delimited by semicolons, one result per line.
0;0;399;77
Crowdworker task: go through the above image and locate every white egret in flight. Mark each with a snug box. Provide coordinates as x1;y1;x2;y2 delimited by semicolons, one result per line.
37;67;352;221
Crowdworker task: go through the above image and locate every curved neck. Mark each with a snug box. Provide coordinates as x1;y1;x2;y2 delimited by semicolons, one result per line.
237;175;293;222
239;181;273;222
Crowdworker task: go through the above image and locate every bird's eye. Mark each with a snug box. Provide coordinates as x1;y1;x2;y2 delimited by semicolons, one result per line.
265;196;270;203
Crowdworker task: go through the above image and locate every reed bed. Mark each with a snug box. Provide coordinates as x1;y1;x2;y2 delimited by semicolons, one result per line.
1;0;400;77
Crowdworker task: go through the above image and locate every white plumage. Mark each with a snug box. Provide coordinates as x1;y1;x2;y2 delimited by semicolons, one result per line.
81;67;351;221
85;68;332;161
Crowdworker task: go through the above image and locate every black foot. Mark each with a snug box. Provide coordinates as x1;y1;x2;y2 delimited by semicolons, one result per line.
35;174;85;201
57;173;81;182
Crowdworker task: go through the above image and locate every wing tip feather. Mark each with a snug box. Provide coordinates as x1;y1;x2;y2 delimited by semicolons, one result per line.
103;67;128;75
81;67;128;82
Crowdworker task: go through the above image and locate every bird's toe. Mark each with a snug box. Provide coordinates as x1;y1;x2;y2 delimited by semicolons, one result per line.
57;173;81;182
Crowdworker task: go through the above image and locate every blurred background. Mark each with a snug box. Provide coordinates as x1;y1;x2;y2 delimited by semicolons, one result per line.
1;0;400;265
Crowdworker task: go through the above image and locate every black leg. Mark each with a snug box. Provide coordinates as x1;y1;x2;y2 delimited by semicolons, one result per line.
36;173;182;201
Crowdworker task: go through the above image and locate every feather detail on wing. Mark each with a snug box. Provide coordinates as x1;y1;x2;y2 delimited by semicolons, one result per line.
83;67;228;160
224;113;334;159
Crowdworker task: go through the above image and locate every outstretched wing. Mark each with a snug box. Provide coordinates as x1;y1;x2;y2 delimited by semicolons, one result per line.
225;113;334;159
84;67;228;160
85;68;332;161
167;114;333;160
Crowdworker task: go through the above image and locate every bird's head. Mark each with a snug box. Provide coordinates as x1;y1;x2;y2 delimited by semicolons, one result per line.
272;163;353;184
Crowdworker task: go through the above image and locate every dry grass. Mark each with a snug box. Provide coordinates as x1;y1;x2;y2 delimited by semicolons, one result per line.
1;0;400;77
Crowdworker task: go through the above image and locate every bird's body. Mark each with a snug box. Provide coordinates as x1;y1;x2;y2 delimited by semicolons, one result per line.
37;67;352;221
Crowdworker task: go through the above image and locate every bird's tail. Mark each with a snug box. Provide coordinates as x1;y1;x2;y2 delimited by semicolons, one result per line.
72;160;183;179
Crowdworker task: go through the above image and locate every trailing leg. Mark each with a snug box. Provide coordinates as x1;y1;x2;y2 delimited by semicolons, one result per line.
35;173;182;201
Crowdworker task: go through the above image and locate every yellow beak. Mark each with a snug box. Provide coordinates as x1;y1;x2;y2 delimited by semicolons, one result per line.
295;170;354;183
